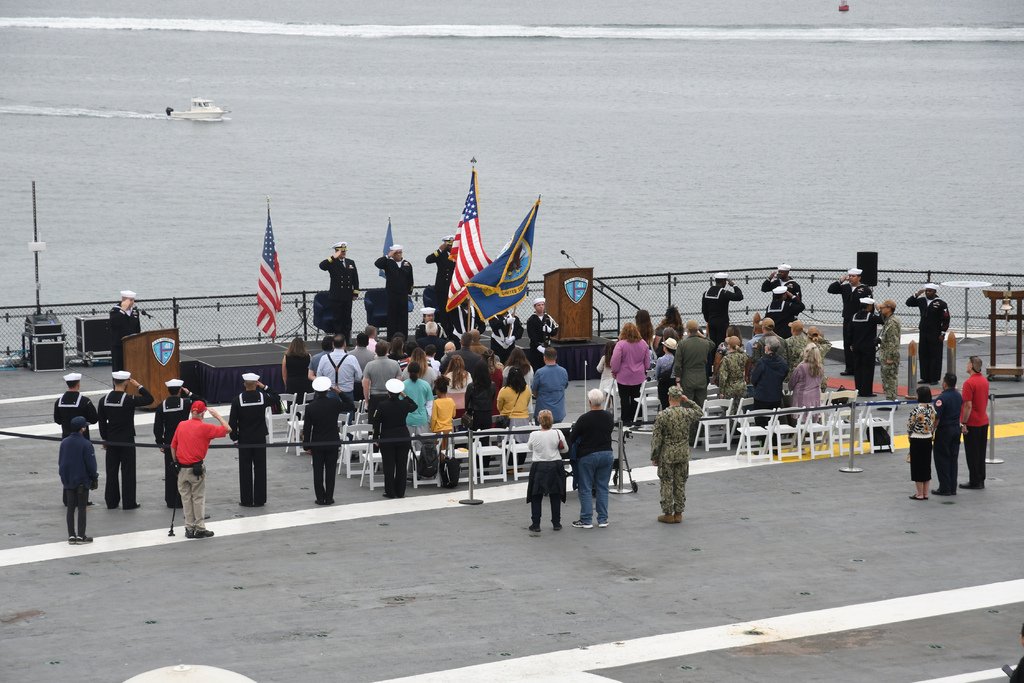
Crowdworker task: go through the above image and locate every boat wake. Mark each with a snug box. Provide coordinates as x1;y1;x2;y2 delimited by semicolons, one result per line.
0;105;164;120
1;17;1023;42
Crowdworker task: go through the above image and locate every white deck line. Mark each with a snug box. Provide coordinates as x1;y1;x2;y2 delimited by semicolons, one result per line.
0;455;772;569
375;580;1024;683
0;389;107;406
0;404;235;440
912;669;1010;683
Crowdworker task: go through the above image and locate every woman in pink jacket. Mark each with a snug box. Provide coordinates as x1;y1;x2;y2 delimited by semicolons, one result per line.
611;322;652;427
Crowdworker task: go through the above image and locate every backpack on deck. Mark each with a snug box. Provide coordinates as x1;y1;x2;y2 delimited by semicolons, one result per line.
416;442;439;479
439;456;460;488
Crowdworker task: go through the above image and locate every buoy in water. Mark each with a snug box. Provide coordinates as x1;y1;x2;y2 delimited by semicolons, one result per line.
838;2;850;10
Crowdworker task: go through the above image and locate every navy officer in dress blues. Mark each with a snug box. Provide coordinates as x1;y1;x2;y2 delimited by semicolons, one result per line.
828;267;873;376
319;241;360;340
761;263;802;301
108;289;142;372
526;297;559;370
153;378;201;509
374;244;415;340
701;272;744;347
425;235;456;331
54;372;98;439
97;370;153;510
228;372;279;507
905;283;950;385
765;285;805;340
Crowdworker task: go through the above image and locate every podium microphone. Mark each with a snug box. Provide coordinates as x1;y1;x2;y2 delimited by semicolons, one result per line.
560;249;581;268
136;308;153;318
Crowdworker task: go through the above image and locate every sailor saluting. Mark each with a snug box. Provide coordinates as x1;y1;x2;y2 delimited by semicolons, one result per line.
526;298;558;370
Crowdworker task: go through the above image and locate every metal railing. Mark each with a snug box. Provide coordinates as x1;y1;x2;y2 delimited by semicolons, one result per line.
3;267;1021;367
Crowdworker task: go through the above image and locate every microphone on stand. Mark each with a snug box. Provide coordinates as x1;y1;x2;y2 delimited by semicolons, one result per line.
560;249;581;268
136;308;153;318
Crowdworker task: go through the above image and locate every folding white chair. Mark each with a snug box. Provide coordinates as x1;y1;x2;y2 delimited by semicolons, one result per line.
358;443;384;490
862;404;897;453
343;423;375;478
504;426;540;481
693;398;733;451
771;410;803;461
266;393;295;447
806;409;839;459
735;410;775;464
473;431;507;484
286;392;315;456
632;380;661;428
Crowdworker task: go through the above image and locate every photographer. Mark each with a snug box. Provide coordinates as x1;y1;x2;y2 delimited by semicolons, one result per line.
59;416;98;545
170;401;229;539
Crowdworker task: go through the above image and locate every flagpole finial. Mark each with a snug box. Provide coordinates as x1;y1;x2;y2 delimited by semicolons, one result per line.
470;156;477;166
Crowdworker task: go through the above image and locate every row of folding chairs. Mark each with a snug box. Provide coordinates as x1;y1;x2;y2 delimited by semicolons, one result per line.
353;426;545;490
733;402;897;464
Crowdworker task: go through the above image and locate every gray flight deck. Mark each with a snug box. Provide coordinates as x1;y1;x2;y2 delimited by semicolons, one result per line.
0;333;1022;682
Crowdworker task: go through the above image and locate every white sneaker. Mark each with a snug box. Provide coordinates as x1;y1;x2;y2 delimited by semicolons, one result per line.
571;520;593;529
598;521;609;528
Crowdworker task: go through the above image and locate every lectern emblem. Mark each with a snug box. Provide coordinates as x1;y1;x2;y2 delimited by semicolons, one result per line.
152;337;175;366
564;277;589;305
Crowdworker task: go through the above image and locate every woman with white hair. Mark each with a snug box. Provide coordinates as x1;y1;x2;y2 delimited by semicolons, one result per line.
567;389;615;529
750;335;788;427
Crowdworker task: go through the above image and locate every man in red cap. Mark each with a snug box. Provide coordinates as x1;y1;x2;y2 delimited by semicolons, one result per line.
170;401;229;539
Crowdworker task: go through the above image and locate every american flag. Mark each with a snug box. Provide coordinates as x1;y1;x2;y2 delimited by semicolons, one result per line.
446;168;490;311
257;205;283;338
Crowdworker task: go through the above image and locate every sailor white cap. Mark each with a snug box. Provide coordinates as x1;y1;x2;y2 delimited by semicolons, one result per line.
120;290;137;299
165;379;184;388
332;241;348;249
924;283;940;290
860;297;875;305
442;235;455;241
772;285;788;295
63;372;82;382
533;297;546;305
112;371;131;381
421;307;436;315
714;272;728;280
389;244;403;252
242;372;260;382
385;378;405;394
847;268;863;276
311;376;332;392
778;263;792;271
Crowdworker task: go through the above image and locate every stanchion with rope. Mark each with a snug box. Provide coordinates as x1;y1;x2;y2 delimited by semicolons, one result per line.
839;401;863;473
459;426;482;505
609;420;638;494
986;393;1004;465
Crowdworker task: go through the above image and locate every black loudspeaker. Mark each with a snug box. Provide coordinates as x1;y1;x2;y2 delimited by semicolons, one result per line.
31;336;66;372
76;316;111;354
857;251;879;287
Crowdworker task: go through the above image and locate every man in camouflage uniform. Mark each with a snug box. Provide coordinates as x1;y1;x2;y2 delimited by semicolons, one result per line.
783;320;810;383
650;386;703;524
878;299;902;400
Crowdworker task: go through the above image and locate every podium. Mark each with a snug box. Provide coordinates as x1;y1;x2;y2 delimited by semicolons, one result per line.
122;328;181;407
544;267;593;342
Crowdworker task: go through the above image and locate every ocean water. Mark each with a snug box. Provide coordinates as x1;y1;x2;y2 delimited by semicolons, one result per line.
1;1;1022;306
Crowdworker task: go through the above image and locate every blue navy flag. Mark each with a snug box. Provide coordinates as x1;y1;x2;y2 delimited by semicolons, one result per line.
379;217;394;278
464;198;540;320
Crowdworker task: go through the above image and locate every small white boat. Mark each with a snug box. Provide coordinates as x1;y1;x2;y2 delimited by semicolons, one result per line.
165;98;228;121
